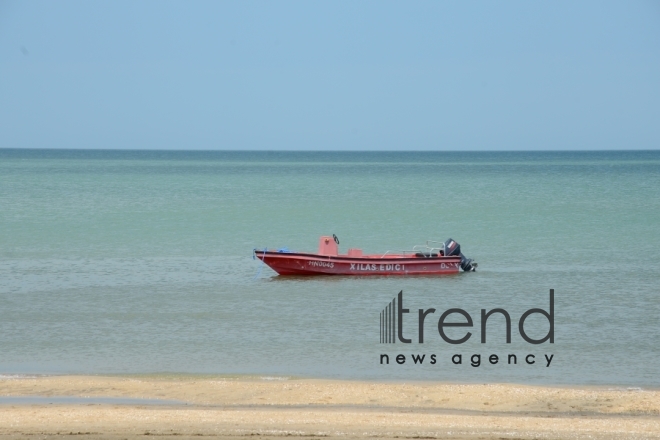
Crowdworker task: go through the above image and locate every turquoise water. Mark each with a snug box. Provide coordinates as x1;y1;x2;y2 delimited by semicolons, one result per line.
1;150;659;386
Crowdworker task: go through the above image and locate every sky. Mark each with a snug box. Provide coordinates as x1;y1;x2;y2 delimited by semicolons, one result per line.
1;0;659;151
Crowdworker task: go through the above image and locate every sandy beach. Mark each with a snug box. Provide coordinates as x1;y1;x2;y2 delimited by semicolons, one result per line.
0;376;658;440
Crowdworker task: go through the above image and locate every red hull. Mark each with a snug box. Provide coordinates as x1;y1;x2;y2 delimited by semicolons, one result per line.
255;251;462;276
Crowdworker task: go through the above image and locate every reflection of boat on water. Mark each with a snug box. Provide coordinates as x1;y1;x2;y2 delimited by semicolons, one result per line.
254;235;476;276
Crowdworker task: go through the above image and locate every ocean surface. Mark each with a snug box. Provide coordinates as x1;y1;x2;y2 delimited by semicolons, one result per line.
1;149;659;386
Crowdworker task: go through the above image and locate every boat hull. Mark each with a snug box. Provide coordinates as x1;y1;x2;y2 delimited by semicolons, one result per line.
254;251;462;276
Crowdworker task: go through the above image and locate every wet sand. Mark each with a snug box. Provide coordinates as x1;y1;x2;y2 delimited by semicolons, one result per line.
0;375;658;439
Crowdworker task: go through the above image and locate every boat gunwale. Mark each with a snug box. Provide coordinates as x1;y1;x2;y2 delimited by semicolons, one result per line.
255;250;462;262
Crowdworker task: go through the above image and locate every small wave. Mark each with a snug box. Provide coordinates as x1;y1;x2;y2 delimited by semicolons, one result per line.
0;374;36;380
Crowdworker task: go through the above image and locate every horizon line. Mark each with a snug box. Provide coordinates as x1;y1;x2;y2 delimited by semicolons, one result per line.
2;148;659;153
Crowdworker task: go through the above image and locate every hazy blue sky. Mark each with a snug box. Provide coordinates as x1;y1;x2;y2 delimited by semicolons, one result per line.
1;1;659;150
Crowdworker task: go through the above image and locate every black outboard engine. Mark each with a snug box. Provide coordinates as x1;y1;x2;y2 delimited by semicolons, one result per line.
444;238;477;272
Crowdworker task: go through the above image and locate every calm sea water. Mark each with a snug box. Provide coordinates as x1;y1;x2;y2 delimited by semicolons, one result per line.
1;150;659;386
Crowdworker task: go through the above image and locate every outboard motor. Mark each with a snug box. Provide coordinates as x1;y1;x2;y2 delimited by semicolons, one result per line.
444;238;477;272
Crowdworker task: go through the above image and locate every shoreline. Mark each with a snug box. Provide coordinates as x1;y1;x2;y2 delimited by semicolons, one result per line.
3;372;659;391
0;375;658;439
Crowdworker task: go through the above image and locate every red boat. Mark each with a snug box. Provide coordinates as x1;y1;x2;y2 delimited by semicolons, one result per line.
254;235;476;276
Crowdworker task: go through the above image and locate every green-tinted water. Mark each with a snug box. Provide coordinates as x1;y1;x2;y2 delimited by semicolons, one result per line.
1;150;659;385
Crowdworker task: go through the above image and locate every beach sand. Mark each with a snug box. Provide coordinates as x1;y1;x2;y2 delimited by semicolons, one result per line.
0;376;658;439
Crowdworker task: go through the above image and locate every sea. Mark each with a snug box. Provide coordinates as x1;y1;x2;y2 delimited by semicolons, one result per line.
1;149;659;387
